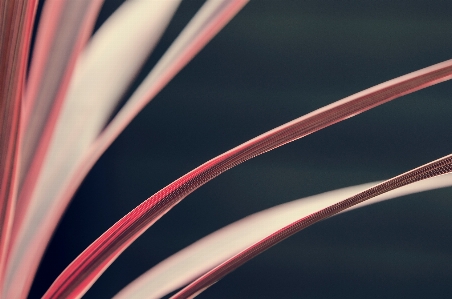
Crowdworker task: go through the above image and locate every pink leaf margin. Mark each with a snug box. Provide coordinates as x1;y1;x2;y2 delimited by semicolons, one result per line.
41;1;250;297
0;0;38;287
44;59;452;298
115;174;452;298
172;153;452;298
13;0;104;241
2;1;104;298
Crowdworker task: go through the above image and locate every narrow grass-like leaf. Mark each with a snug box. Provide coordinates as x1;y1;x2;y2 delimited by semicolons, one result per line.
172;154;452;298
52;0;251;237
18;0;104;203
9;1;245;297
6;3;181;297
44;59;452;298
0;0;37;288
115;174;452;298
3;1;105;297
14;0;105;246
10;0;104;244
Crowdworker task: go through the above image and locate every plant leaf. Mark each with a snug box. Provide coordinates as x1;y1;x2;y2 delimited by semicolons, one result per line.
3;1;105;298
6;4;181;296
51;0;251;232
172;154;452;298
0;0;37;288
114;174;452;298
18;0;105;200
43;59;452;298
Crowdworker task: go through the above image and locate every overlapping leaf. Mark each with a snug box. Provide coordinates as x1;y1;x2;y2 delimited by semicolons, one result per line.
115;174;452;298
0;0;38;288
172;157;452;298
44;59;452;298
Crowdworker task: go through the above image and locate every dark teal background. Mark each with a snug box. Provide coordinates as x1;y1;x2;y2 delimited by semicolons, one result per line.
30;1;452;298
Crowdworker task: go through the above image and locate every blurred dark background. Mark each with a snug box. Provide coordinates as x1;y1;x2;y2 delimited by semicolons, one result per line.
30;0;452;298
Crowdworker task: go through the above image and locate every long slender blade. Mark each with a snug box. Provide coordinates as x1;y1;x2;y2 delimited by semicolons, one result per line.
114;174;452;298
43;59;452;298
2;1;104;298
0;0;37;289
172;154;452;298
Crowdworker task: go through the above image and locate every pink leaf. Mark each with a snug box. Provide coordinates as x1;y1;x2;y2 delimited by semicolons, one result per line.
0;0;37;287
2;1;104;298
44;59;452;298
115;174;452;298
172;154;452;298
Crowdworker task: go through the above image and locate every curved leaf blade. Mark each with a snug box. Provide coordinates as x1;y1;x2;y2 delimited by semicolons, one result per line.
6;4;182;297
3;1;105;298
172;154;452;298
52;0;251;235
115;174;452;298
0;0;37;288
44;59;452;298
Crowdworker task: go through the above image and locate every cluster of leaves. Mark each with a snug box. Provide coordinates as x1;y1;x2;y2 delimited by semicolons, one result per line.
1;0;452;298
